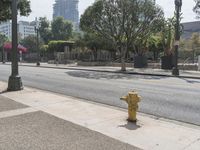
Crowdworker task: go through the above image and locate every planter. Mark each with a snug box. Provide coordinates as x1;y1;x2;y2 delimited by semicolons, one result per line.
134;56;148;68
161;55;173;69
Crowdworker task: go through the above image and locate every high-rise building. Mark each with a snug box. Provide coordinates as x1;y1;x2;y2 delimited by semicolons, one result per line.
53;0;79;27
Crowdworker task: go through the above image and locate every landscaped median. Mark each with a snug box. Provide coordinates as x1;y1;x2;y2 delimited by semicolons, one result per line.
0;81;200;150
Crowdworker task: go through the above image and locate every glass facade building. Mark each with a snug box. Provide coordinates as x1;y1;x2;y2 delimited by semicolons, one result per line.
53;0;79;27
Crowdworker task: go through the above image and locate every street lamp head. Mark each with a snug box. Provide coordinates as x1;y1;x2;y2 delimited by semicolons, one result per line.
175;0;182;7
35;17;40;29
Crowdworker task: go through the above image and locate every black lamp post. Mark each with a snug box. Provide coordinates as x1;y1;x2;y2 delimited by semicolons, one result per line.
172;0;182;76
8;0;23;91
2;47;5;64
35;18;40;66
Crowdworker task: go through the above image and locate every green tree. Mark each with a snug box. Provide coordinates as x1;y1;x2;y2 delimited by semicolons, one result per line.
0;33;9;62
83;33;114;61
160;18;176;56
190;33;200;48
71;31;83;41
20;35;43;52
51;17;73;40
38;17;52;44
74;32;115;61
80;0;163;71
0;33;8;47
190;33;200;62
0;0;31;22
194;0;200;18
40;44;48;58
147;35;163;61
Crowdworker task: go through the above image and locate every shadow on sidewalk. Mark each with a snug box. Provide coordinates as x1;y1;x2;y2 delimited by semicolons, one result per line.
0;90;8;94
118;121;141;130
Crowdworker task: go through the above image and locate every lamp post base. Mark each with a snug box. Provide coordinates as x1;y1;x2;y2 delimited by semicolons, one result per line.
172;68;179;76
8;76;23;91
36;62;40;66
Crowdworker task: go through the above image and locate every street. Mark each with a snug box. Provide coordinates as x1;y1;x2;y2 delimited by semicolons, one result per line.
0;64;200;125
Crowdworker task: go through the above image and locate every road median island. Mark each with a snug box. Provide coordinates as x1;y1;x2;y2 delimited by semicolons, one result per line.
0;81;200;150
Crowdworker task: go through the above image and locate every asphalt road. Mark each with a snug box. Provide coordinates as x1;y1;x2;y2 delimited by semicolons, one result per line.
0;64;200;125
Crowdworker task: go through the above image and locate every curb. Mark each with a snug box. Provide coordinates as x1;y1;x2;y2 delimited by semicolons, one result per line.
2;63;200;80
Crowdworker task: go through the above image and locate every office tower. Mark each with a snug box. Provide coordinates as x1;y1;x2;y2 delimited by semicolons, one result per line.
53;0;79;26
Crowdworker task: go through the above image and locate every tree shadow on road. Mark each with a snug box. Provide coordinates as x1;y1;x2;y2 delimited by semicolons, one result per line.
66;71;166;80
180;78;200;84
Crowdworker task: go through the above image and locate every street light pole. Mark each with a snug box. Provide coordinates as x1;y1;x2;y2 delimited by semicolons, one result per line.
172;0;182;76
2;47;5;64
35;18;40;66
36;28;40;66
8;0;23;91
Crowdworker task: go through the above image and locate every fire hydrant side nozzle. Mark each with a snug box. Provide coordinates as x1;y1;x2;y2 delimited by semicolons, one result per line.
120;91;141;122
120;96;128;102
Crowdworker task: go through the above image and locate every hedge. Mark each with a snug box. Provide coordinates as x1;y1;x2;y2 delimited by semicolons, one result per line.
47;40;74;53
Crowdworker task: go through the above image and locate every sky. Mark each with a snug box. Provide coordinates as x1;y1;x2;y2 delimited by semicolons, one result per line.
19;0;198;23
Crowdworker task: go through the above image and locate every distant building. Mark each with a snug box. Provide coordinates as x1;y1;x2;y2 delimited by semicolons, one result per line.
18;21;36;39
182;21;200;39
0;21;12;39
0;21;35;40
53;0;79;29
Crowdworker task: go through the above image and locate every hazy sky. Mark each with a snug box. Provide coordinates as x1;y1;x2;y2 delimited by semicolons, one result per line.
19;0;198;23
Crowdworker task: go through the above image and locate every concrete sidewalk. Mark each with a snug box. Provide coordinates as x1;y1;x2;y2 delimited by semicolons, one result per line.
2;62;200;79
0;81;200;150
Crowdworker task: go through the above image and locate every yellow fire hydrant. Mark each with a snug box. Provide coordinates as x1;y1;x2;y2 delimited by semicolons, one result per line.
121;91;141;122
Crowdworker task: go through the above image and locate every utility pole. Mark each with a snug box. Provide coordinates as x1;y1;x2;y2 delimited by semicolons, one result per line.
8;0;23;91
